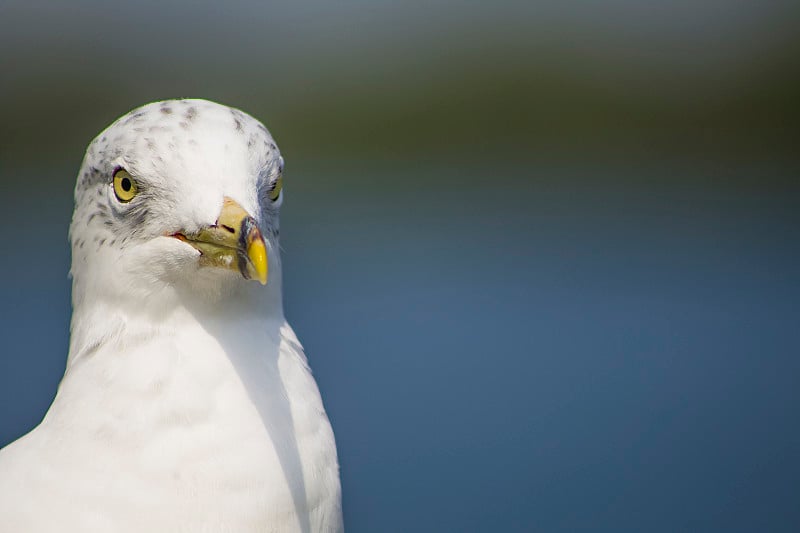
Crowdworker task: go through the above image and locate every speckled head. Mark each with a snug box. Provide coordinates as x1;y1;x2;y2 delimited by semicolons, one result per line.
70;99;285;306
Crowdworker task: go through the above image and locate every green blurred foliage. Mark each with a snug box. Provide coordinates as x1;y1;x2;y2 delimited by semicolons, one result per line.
0;1;797;183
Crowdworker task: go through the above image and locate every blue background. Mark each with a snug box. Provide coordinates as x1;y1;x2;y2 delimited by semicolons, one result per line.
1;2;799;531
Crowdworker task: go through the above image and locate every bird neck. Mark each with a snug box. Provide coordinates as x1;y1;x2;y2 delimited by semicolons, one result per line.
67;268;284;369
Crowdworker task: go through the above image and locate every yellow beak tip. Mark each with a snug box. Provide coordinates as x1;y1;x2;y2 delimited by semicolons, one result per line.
248;240;269;286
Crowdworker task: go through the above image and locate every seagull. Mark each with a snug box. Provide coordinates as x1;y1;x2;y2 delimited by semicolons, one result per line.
0;99;343;532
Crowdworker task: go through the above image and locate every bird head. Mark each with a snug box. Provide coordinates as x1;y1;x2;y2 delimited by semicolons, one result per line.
69;99;284;309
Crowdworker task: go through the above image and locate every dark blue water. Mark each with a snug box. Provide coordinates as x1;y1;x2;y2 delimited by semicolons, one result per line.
1;160;798;531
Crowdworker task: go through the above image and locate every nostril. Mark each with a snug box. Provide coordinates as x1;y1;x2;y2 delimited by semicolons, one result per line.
220;224;236;234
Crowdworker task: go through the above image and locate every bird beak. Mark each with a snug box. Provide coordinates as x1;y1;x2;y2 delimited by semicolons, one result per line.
173;197;268;285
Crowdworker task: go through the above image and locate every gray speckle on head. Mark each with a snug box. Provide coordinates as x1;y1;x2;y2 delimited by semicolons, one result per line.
129;207;150;229
122;111;146;126
185;107;197;121
231;108;246;134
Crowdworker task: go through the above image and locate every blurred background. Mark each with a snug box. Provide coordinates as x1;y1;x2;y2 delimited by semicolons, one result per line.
1;1;798;531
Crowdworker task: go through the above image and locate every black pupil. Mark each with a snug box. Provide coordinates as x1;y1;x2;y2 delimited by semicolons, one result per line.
121;178;131;192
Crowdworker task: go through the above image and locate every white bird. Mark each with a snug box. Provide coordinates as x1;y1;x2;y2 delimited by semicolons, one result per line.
0;99;343;532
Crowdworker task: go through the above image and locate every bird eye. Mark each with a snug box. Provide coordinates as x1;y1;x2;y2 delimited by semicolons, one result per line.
268;176;283;202
113;169;138;203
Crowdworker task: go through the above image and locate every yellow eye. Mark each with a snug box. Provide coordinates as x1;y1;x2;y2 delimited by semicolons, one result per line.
269;176;283;202
113;169;138;203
